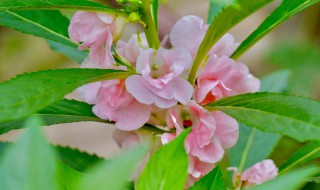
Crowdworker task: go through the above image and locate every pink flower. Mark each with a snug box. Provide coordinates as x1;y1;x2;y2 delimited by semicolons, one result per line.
229;159;278;188
125;48;193;108
195;55;260;105
68;11;125;67
116;33;149;65
161;101;239;186
170;15;238;58
92;79;151;131
241;159;278;186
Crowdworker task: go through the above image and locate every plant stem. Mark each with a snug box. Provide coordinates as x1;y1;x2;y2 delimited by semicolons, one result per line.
141;0;160;49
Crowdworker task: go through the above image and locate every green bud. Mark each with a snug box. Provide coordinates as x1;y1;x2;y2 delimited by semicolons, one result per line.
128;12;141;22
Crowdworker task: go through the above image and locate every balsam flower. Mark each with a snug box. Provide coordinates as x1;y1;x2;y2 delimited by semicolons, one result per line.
161;101;238;186
229;159;278;188
170;15;238;58
195;55;260;105
125;48;193;108
69;11;125;67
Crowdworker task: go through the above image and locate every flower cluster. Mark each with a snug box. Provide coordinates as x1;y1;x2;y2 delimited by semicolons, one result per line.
69;12;263;186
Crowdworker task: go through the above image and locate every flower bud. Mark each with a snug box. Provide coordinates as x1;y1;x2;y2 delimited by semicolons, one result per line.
127;12;141;23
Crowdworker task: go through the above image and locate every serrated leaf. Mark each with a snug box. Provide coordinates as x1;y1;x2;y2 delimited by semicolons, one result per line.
0;116;57;190
137;129;190;190
56;146;104;172
206;92;320;142
0;99;108;135
48;40;88;63
207;0;234;23
251;167;319;190
229;71;289;171
188;166;226;190
231;0;320;59
189;0;274;83
0;0;120;14
279;141;320;174
0;68;131;123
77;146;147;190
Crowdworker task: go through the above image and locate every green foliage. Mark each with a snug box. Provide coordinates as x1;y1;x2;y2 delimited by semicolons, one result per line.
251;167;319;190
207;92;320;142
266;42;320;97
207;0;233;23
137;129;190;190
0;116;58;190
77;146;147;190
232;0;320;59
0;68;131;123
279;142;320;174
0;99;107;135
151;0;159;30
188;166;226;190
188;0;273;83
0;0;119;14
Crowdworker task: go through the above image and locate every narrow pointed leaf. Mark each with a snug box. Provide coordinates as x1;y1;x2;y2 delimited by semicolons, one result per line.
232;0;320;59
229;71;289;171
251;167;319;190
0;116;57;190
137;129;190;190
279;142;320;174
189;0;274;83
77;146;147;190
0;68;131;123
207;0;233;23
48;40;88;63
207;92;320;142
0;0;121;14
188;166;226;190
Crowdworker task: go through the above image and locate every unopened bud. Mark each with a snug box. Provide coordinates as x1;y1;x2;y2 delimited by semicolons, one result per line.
127;12;141;22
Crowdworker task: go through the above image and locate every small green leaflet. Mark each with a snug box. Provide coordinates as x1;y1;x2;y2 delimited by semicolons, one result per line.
137;129;190;190
251;167;319;190
207;0;234;23
188;0;274;83
188;166;226;190
0;68;131;123
279;141;320;174
207;92;320;142
231;0;320;59
0;116;57;190
0;0;121;15
76;146;147;190
0;99;108;135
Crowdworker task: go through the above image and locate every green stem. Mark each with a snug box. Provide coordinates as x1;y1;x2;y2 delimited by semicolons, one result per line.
188;51;207;84
141;0;160;49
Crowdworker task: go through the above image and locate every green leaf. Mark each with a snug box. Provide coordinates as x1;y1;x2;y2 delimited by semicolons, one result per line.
151;0;159;30
0;116;57;190
0;0;121;14
57;163;84;190
251;167;319;190
0;99;108;135
56;146;104;173
137;129;190;190
207;0;234;23
77;146;147;190
279;141;320;174
229;123;281;172
231;0;320;59
188;0;274;83
206;92;320;142
0;68;131;123
229;70;289;171
48;40;88;63
188;166;226;190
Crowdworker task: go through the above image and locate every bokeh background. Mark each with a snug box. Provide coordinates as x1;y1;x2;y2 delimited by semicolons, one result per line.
0;0;320;182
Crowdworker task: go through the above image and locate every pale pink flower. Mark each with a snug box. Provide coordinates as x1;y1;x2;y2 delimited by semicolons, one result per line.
116;33;149;65
125;48;193;108
161;101;239;186
68;11;125;67
92;79;152;131
241;159;278;186
170;15;238;58
195;55;260;105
